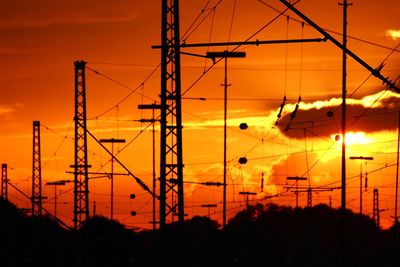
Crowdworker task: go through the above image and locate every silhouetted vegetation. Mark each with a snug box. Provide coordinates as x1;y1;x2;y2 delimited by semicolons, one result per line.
1;198;399;266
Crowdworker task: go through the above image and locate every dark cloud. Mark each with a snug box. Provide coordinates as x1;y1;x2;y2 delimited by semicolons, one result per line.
276;95;400;139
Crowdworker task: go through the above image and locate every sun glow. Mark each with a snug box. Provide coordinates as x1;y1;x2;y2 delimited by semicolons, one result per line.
386;29;400;40
331;131;370;146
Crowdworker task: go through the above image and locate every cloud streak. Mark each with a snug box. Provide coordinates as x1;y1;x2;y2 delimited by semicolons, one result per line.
275;91;400;138
0;106;15;115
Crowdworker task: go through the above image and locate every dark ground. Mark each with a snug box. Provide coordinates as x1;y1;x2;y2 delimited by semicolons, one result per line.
0;198;399;267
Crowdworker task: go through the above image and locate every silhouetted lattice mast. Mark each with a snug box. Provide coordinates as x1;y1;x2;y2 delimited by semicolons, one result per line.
72;60;90;230
159;0;184;228
1;163;8;200
32;121;42;217
373;189;380;228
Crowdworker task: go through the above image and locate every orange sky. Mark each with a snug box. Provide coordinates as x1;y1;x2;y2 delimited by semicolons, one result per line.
0;0;399;229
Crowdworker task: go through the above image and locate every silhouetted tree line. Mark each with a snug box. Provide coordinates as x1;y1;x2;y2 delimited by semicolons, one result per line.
0;198;399;267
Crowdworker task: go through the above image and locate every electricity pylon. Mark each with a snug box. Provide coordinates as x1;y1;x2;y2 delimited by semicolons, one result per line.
32;121;43;217
159;0;184;228
1;163;7;200
72;60;90;230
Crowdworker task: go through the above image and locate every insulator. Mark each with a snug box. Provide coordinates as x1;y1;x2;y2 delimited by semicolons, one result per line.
238;157;248;164
239;123;248;130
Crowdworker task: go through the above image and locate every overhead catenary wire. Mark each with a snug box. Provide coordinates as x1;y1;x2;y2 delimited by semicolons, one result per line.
256;0;400;53
86;65;159;119
79;120;155;198
181;0;224;42
275;16;290;126
83;1;226;122
347;42;400;128
84;33;396;201
9;0;399;228
213;162;399;216
87;117;156;181
203;4;217;72
182;0;302;97
40;121;74;169
227;0;238;44
284;21;304;132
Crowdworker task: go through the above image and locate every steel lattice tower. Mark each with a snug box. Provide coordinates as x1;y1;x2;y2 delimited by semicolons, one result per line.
159;0;184;227
1;163;8;200
73;60;90;230
307;188;312;208
373;188;380;228
32;121;42;217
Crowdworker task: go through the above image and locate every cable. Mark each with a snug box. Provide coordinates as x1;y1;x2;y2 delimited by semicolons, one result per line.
227;0;238;44
182;0;302;97
86;64;159;119
182;0;212;39
347;43;400;127
84;1;225;121
40;120;74;169
256;0;400;53
275;16;290;126
182;0;224;42
349;90;388;129
203;4;217;72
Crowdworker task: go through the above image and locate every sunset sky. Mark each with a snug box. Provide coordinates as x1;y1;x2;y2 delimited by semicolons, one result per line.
0;0;399;229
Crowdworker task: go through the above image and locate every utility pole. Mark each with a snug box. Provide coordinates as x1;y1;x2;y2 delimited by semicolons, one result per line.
72;60;90;230
45;180;71;218
32;121;43;217
395;106;400;267
201;204;218;218
138;103;162;230
373;189;380;228
350;156;373;215
340;1;350;265
307;188;312;208
1;163;8;200
159;0;184;228
206;51;246;228
339;0;350;215
286;176;307;208
99;138;126;221
261;172;264;193
239;191;257;208
289;186;338;209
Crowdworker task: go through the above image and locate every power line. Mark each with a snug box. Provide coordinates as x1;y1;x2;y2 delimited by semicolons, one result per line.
83;1;227;122
181;0;224;42
181;0;302;97
256;0;400;53
86;64;159;119
40;120;74;169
